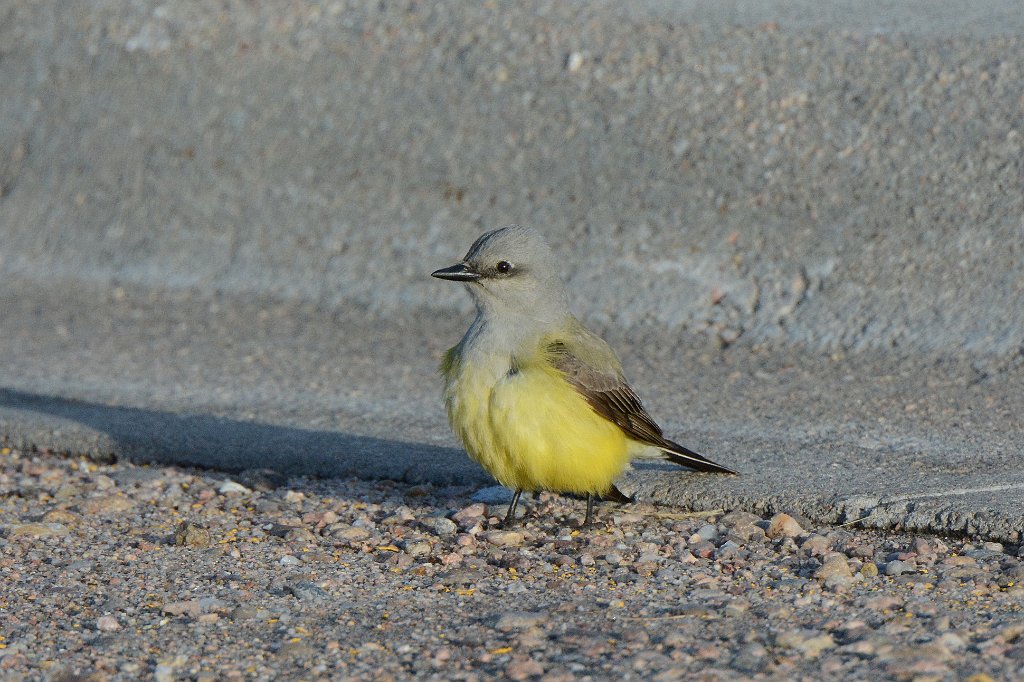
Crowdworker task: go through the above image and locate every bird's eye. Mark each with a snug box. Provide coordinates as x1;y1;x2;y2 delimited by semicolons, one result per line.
496;260;512;274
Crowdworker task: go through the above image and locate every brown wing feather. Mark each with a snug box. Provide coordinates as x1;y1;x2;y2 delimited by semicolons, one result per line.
546;339;736;475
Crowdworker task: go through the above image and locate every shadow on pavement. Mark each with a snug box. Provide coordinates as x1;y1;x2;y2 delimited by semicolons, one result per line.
0;387;476;485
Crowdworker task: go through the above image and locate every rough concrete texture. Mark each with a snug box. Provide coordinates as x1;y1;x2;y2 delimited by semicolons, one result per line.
3;279;1022;542
1;2;1023;539
2;0;1022;355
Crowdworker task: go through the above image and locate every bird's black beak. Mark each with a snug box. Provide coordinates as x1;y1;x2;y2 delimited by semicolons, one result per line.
431;262;481;282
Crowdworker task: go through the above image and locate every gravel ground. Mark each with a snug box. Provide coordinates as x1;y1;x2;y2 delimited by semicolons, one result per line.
2;447;1023;681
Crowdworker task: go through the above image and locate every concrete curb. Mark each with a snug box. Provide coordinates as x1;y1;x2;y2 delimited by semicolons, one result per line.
2;1;1022;355
2;2;1022;540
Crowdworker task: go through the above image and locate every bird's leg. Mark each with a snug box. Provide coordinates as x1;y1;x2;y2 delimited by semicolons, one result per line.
582;493;595;527
502;489;523;528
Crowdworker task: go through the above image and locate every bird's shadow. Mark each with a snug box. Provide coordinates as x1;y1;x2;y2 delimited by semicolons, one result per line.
0;387;476;486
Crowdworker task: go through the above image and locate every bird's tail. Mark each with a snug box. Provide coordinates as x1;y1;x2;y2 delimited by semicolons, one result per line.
660;439;738;475
602;485;634;503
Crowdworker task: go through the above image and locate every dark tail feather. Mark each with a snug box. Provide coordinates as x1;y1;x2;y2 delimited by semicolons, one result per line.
661;439;738;475
602;484;634;504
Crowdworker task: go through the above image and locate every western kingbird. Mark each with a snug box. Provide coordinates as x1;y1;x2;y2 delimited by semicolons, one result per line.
432;225;736;526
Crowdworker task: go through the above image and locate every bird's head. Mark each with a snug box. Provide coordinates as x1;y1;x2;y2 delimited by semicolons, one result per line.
432;225;570;322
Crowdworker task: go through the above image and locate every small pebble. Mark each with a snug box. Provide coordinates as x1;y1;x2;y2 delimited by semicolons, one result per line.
825;574;854;591
286;581;330;602
910;537;932;555
330;525;370;541
41;509;80;525
565;51;584;73
796;634;837;658
471;486;514;504
175;521;213;548
693;524;718;542
720;511;761;527
218;480;251;495
79;494;135;514
730;643;769;673
382;506;416;524
154;664;177;682
495;611;545;631
284;528;317;544
716;540;741;558
162;600;203;617
884;560;915;576
815;555;852;581
404;541;432;556
506;657;545;681
9;522;69;539
483;530;524;547
432;517;458;537
767;512;804;539
452;503;487;527
800;534;831;555
96;615;121;632
236;468;287;491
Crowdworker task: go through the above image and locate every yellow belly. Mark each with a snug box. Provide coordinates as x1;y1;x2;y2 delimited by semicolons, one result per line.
446;360;630;494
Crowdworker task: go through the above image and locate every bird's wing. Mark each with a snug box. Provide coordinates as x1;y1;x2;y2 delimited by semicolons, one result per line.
544;332;666;445
544;322;736;475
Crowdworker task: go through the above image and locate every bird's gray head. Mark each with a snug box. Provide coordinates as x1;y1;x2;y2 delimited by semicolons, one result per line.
432;225;570;323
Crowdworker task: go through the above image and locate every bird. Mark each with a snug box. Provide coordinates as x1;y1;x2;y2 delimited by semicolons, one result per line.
432;225;736;527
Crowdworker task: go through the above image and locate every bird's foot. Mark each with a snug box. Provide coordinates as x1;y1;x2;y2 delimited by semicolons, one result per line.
500;489;524;528
581;493;597;528
498;516;520;530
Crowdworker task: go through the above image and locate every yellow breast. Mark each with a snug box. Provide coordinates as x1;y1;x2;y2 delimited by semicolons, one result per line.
444;354;631;495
